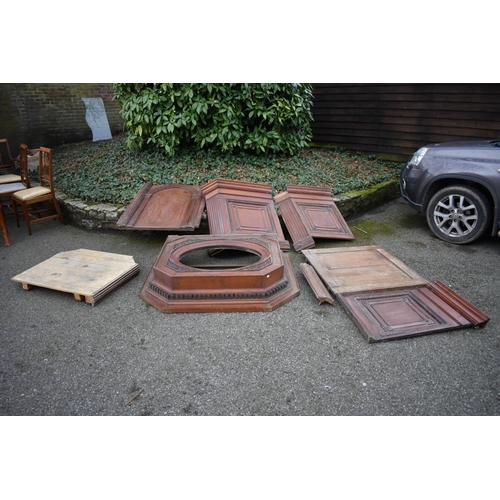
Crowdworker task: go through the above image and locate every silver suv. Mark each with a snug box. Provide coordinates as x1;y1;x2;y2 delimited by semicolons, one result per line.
400;139;500;244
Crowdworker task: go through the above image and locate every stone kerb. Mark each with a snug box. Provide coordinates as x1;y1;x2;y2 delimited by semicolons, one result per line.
56;193;126;230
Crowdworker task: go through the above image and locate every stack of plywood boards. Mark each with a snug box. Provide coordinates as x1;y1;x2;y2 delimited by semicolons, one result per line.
12;249;139;305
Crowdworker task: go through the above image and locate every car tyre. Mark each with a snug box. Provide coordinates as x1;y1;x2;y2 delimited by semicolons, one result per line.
426;185;492;244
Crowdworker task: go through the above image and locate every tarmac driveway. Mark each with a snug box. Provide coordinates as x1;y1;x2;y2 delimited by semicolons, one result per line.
1;197;499;416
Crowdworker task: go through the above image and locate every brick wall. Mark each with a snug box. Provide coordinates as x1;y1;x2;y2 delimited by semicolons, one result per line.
0;83;124;156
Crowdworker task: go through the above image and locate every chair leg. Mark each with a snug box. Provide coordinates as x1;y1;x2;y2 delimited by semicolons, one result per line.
22;203;32;235
0;207;10;246
53;199;67;225
12;198;20;227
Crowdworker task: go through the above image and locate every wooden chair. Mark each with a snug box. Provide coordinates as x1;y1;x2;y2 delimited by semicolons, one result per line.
0;138;21;182
0;143;30;212
0;172;22;184
12;146;66;235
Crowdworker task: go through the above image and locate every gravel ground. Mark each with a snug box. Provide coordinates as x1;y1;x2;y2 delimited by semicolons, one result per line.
2;196;498;499
1;197;498;417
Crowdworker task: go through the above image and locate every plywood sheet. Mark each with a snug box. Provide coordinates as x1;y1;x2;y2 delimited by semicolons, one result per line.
117;182;205;230
274;185;354;251
201;179;290;251
12;249;139;305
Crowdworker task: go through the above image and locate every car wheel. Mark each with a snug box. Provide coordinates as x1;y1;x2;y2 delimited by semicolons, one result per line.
426;185;492;244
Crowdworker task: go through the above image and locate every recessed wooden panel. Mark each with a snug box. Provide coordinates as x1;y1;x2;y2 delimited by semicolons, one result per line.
202;179;290;251
274;185;354;252
117;182;205;230
302;246;426;294
339;282;490;342
228;200;274;232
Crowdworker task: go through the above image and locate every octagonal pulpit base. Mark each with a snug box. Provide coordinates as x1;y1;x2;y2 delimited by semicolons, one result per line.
140;234;299;313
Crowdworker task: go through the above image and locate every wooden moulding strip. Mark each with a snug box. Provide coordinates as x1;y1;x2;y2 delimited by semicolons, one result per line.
426;281;490;327
285;185;333;198
300;263;335;305
201;178;274;199
275;192;314;252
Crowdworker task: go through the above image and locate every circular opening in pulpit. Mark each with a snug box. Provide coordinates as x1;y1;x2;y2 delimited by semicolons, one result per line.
179;247;261;270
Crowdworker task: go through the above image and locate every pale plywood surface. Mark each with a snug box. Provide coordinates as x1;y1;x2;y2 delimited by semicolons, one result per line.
12;249;139;304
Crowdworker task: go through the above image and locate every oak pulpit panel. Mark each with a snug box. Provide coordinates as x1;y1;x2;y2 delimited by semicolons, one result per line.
302;246;427;294
117;182;205;230
201;179;290;251
302;245;489;342
274;185;354;252
338;281;490;342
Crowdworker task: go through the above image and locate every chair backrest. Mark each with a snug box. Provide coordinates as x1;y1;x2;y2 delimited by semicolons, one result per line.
0;138;14;173
38;147;54;191
18;144;31;188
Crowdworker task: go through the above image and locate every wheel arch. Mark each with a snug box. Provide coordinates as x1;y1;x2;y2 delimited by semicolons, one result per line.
421;175;499;236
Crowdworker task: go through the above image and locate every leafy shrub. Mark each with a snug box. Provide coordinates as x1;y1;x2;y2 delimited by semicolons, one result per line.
112;83;313;156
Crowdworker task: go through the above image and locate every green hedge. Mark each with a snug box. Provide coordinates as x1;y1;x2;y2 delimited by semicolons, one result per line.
112;83;313;156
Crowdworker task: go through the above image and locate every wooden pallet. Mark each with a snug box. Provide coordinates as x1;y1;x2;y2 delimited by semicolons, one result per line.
12;249;139;305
